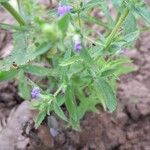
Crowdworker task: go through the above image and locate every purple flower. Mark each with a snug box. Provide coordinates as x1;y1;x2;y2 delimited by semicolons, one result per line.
31;87;40;99
74;41;82;52
57;5;72;16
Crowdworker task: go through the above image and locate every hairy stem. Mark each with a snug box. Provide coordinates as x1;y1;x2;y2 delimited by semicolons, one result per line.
104;8;129;50
1;2;26;26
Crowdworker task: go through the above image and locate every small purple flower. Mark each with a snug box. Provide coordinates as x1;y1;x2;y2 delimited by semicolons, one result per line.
74;41;82;52
57;5;72;16
31;87;40;99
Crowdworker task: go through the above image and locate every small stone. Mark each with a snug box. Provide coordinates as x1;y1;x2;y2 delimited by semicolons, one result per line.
50;128;59;137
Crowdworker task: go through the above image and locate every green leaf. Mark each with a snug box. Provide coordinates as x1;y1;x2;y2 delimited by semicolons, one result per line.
56;95;65;106
80;48;95;67
100;1;114;26
101;68;116;77
111;0;121;9
0;70;18;81
95;77;117;112
115;65;136;75
100;57;133;77
0;31;51;71
18;70;31;100
35;111;47;128
84;0;113;26
59;55;81;66
31;42;52;58
0;32;28;71
124;12;137;35
134;4;150;25
65;84;78;122
84;0;104;9
53;101;68;122
24;65;56;76
123;31;139;43
79;48;100;78
76;89;99;120
77;102;90;120
122;12;139;45
108;57;132;67
16;0;40;22
58;14;70;36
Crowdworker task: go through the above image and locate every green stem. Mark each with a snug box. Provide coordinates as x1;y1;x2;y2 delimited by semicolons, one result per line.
104;8;129;50
53;84;64;97
77;11;81;28
1;2;26;26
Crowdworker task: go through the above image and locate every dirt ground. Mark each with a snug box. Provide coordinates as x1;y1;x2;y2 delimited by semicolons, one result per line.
0;2;150;150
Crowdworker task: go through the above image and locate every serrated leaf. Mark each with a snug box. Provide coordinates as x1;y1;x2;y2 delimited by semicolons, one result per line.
134;4;150;25
0;31;51;71
123;31;139;43
109;57;132;67
100;1;113;26
0;32;28;71
35;111;47;128
59;55;81;66
101;68;116;77
56;95;65;106
115;65;136;75
101;57;134;77
124;12;137;35
18;70;31;100
76;89;99;120
95;77;117;112
65;84;78;122
16;0;40;22
84;0;104;9
77;101;99;120
80;48;95;67
84;0;113;26
53;101;68;122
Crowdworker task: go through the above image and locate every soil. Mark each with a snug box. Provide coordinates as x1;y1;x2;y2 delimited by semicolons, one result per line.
0;2;150;150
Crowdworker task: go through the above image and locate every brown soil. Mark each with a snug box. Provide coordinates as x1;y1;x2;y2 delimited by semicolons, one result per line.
0;3;150;150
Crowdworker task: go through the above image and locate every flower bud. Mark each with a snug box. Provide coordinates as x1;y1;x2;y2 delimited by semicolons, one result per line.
57;5;72;16
73;34;82;52
41;23;62;42
31;87;40;99
74;40;82;52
